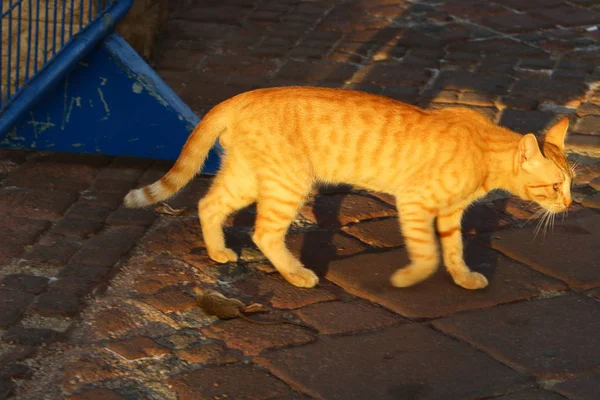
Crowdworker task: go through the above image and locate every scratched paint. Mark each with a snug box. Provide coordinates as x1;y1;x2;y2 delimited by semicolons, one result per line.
96;87;111;122
26;112;56;135
132;81;143;94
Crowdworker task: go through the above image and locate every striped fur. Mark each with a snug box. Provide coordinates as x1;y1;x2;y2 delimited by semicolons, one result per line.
124;87;572;289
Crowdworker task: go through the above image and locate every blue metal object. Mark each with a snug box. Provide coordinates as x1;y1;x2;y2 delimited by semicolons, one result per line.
0;0;222;174
0;34;222;174
0;0;131;130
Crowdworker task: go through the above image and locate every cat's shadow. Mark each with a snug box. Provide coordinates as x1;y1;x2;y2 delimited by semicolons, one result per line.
299;187;348;277
298;192;505;286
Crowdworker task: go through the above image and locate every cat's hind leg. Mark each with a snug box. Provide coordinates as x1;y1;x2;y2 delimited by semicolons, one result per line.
199;156;257;263
252;176;317;288
391;201;440;287
437;205;488;289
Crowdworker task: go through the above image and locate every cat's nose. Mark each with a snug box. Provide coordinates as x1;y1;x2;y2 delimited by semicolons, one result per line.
564;198;572;208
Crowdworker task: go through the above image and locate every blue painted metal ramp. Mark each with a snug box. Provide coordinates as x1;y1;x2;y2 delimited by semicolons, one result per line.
0;0;221;174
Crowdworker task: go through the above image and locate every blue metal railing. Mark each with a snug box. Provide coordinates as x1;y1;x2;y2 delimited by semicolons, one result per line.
0;0;133;135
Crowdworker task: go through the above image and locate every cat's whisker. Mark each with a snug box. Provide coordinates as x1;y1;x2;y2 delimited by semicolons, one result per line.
533;210;548;239
526;208;547;227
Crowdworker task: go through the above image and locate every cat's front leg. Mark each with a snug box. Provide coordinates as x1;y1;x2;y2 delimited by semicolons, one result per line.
437;206;488;290
390;201;440;287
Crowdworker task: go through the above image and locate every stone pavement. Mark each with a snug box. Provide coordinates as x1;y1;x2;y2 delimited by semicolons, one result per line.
1;0;600;399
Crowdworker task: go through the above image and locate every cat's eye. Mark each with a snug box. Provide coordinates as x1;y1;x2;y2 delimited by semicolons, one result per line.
552;183;561;191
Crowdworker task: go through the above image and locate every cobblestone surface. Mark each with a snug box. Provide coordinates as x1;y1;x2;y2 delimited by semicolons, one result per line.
1;0;600;399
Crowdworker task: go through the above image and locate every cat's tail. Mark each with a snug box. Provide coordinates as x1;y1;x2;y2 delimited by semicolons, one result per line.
123;104;227;208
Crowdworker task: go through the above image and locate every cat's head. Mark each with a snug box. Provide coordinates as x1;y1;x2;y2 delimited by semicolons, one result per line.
514;118;573;213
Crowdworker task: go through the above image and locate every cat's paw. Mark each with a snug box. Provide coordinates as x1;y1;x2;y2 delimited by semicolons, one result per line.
454;271;488;290
390;264;437;288
208;248;239;263
281;268;319;288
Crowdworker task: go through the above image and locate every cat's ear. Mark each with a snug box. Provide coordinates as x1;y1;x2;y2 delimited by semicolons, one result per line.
544;117;569;151
517;134;543;171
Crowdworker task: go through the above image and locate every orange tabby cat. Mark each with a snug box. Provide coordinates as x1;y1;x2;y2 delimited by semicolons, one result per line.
124;87;572;290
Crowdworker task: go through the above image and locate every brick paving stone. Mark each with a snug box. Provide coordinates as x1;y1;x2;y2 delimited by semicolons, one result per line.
572;163;600;186
342;218;403;248
202;318;317;356
202;55;277;78
31;293;81;317
60;358;125;394
0;188;78;220
163;179;211;210
132;260;196;295
257;323;529;400
88;178;135;195
155;48;206;72
498;96;540;111
30;152;111;168
588;286;600;299
106;206;158;226
2;162;97;191
0;363;32;380
434;293;600;379
573;115;600;135
50;218;105;239
233;274;337;310
576;102;600;117
0;289;35;328
462;201;517;233
447;38;548;58
0;149;28;165
137;216;205;256
300;194;396;228
534;6;600;27
96;156;150;179
295;300;403;335
553;371;600;399
499;109;556;135
0;274;48;294
64;203;113;222
69;247;124;268
276;60;358;84
167;364;294;400
432;70;514;94
580;192;600;209
1;216;49;247
175;342;238;364
67;388;126;400
0;381;14;400
511;78;587;105
0;346;35;366
21;239;81;268
286;230;367;275
142;289;197;313
86;225;146;252
486;208;600;290
79;190;125;210
47;276;99;297
2;327;60;346
326;244;566;319
89;308;139;341
58;263;113;285
588;176;600;190
478;12;555;33
490;197;537;221
106;336;171;360
354;64;431;87
491;388;567;400
0;244;21;268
